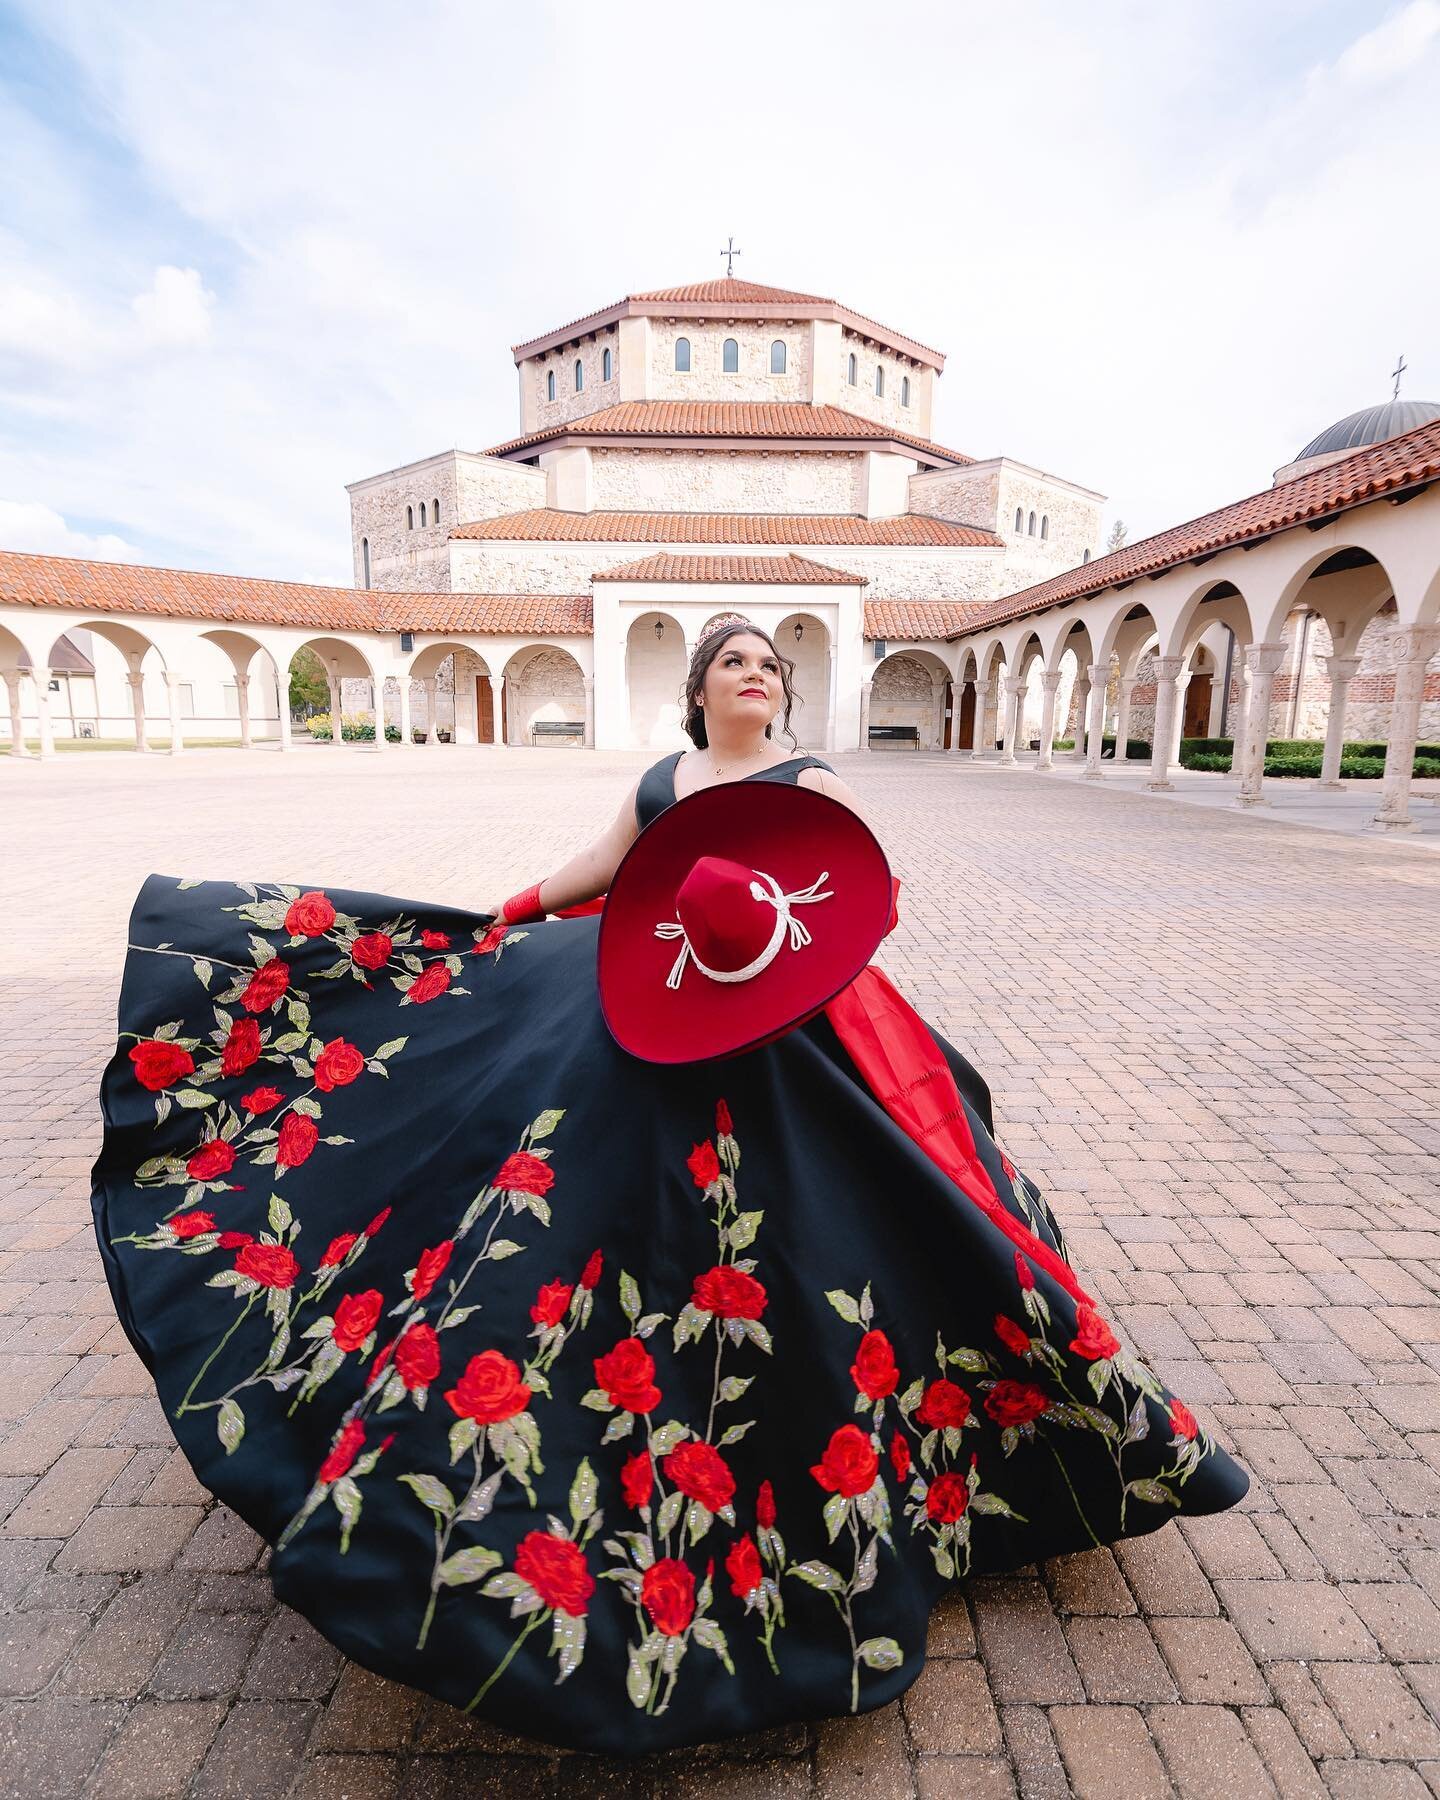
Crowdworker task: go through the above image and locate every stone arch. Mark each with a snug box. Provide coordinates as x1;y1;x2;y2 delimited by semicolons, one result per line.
505;643;587;747
625;612;688;749
773;611;830;752
403;640;498;746
871;648;950;750
194;627;288;746
286;634;383;745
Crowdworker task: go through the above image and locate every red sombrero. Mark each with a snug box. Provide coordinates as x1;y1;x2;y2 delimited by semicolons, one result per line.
598;782;892;1064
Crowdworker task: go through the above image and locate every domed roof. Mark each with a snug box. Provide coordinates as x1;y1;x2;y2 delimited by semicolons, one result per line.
1296;398;1440;462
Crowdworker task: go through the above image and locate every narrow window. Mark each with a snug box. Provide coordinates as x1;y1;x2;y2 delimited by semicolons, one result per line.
770;339;786;374
847;352;857;385
675;337;691;372
1040;515;1049;540
901;375;910;407
1028;511;1037;536
419;501;427;526
1082;548;1091;563
547;370;555;402
722;337;739;373
602;346;612;381
574;358;584;392
406;505;414;530
1014;507;1024;532
875;365;884;397
433;498;441;524
361;538;370;588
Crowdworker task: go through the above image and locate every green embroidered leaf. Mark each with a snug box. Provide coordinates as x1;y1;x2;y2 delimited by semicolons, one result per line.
718;1420;755;1447
398;1472;456;1518
691;1616;731;1668
205;1269;250;1290
600;1411;634;1444
618;1271;641;1323
931;1543;956;1579
272;1032;307;1054
656;1489;684;1537
439;1546;503;1586
635;1312;666;1339
899;1377;925;1415
529;1108;564;1140
481;1570;536;1602
626;1648;650;1709
1126;1478;1180;1508
177;877;203;890
968;1491;1020;1516
741;1318;772;1354
1000;1425;1019;1457
569;1458;598;1524
946;1346;989;1372
685;1499;713;1545
457;1470;503;1527
1077;1404;1121;1439
1124;1394;1150;1444
788;1560;845;1592
291;1095;323;1119
174;1089;215;1109
822;1493;848;1545
718;1376;753;1403
857;1635;904;1671
216;1398;245;1454
858;1282;874;1327
192;959;213;988
267;1193;292;1235
728;1211;763;1250
1088;1358;1113;1401
486;1240;524;1260
649;1420;690;1458
333;1475;362;1553
552;1608;586;1682
580;1389;614;1412
448;1416;480;1463
825;1289;861;1326
672;1302;708;1351
853;1535;879;1593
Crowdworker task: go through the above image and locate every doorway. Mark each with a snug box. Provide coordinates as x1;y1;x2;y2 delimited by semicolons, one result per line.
1182;674;1212;739
475;676;497;745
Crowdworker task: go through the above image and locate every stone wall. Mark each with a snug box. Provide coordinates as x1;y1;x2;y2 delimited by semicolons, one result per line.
870;652;946;748
351;453;544;589
831;327;931;435
589;447;864;513
994;466;1102;592
909;465;1001;534
646;321;810;404
526;329;621;429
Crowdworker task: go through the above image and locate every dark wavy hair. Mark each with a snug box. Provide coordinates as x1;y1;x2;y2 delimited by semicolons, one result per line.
681;620;802;750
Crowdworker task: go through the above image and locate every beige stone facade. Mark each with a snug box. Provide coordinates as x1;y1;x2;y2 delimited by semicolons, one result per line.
588;447;867;514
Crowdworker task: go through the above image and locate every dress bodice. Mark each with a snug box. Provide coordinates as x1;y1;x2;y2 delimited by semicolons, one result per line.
634;749;836;831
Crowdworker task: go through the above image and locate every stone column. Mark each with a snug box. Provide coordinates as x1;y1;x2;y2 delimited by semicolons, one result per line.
163;671;186;756
1170;673;1192;766
952;681;969;755
1114;677;1136;763
1145;657;1183;792
497;674;513;746
4;672;29;758
1316;654;1360;789
825;652;838;752
423;677;440;745
327;671;343;748
126;669;149;752
859;677;873;750
1222;665;1252;782
1035;670;1062;770
396;677;414;747
370;679;388;753
969;679;991;757
1372;626;1440;833
1069;676;1090;759
277;702;293;753
1082;662;1109;780
235;673;253;750
31;669;55;759
999;677;1026;766
583;675;595;749
1235;643;1285;807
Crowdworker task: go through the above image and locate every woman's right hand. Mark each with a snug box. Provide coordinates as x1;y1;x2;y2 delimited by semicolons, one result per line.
475;901;505;926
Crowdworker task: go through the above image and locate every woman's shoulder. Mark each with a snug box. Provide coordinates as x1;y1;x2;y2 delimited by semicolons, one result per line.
796;759;867;820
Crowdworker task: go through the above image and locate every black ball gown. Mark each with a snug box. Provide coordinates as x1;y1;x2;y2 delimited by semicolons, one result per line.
91;750;1248;1754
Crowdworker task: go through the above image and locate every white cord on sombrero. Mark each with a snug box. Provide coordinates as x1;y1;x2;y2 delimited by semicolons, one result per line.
655;869;833;990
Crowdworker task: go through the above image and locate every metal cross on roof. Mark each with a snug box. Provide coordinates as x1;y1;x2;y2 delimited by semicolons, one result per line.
719;236;742;278
1392;353;1407;400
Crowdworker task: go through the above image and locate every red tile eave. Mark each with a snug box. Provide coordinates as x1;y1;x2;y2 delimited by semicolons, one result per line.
946;419;1440;642
863;600;985;640
449;509;1003;549
593;553;867;585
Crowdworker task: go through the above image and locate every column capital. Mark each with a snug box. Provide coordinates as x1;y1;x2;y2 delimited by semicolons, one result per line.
1003;676;1027;698
972;678;992;697
1320;654;1361;680
163;669;184;690
1086;662;1110;685
1243;641;1287;676
1040;670;1062;692
1392;624;1440;664
234;670;251;689
1152;656;1183;680
125;670;146;690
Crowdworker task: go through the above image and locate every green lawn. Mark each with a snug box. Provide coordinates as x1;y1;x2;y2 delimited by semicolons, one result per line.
1;737;246;754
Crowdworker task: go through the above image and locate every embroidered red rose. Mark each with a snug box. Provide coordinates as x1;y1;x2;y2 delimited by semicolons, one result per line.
579;1249;603;1290
926;1471;970;1523
285;891;335;937
999;1150;1017;1181
1069;1303;1120;1363
420;929;451;949
241;1084;283;1114
235;1241;299;1289
168;1210;216;1240
407;963;451;1005
621;1451;653;1510
514;1530;594;1617
314;1038;365;1092
129;1039;194;1091
715;1098;732;1136
366;1208;391;1236
890;1432;911;1481
410;1240;453;1301
916;1379;971;1430
726;1533;763;1599
691;1265;767;1320
495;1151;554;1195
395;1323;441;1389
317;1418;365;1484
332;1289;383;1353
217;1230;252;1250
1168;1397;1199;1440
350;932;392;971
369;1340;393;1383
1014;1251;1035;1292
445;1349;531;1423
995;1314;1031;1358
240;960;290;1013
220;1018;262;1077
810;1424;879;1499
529;1279;573;1328
664;1440;736;1512
984;1379;1051;1427
756;1480;777;1529
471;923;507;956
186;1139;237;1183
686;1140;721;1188
319;1232;357;1268
850;1329;900;1400
275;1113;318;1171
640;1559;696;1637
593;1337;661;1414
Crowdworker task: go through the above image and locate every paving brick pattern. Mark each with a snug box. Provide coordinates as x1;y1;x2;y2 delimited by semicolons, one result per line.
2;746;1437;1797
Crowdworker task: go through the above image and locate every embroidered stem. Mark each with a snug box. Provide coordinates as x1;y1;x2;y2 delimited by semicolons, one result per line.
176;1293;256;1415
127;944;252;975
1044;1435;1102;1547
466;1609;543;1710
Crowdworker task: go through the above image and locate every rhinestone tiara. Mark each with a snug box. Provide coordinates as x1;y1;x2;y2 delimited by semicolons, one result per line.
696;612;755;648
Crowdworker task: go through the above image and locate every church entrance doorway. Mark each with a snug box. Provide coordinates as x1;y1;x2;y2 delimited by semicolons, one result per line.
475;676;496;744
1182;674;1212;739
958;682;976;749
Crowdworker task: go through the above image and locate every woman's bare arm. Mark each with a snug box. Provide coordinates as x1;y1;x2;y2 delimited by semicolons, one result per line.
480;779;642;919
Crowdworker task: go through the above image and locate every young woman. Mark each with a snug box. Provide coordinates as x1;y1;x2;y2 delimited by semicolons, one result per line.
92;613;1247;1757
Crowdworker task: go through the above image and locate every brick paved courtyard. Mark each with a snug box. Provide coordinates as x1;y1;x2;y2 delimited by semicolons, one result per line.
2;746;1438;1799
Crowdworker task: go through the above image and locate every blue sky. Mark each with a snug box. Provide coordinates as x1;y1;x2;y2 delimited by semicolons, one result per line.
1;0;1436;584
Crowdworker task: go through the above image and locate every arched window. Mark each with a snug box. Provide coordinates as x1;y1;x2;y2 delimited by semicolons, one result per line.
361;538;370;589
770;339;786;374
722;337;739;373
900;375;910;407
847;352;857;385
1082;548;1091;563
602;346;612;381
419;501;427;526
406;505;414;530
875;365;884;397
1040;515;1049;540
1028;511;1037;536
547;370;555;402
1014;507;1024;533
433;498;441;524
574;359;584;392
675;337;691;372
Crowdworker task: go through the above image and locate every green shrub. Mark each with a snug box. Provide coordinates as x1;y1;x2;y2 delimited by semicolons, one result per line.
1186;751;1233;772
1415;757;1440;779
305;712;400;743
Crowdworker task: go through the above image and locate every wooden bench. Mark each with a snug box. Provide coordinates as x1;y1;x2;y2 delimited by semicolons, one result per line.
868;725;920;749
531;720;586;746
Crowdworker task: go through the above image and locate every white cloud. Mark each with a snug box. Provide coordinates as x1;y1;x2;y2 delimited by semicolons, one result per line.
1332;0;1440;83
130;265;214;348
0;498;141;561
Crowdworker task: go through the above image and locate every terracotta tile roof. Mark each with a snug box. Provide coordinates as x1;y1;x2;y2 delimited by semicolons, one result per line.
451;508;1002;548
511;279;945;368
593;553;867;586
864;600;985;641
487;402;972;466
957;416;1440;638
0;549;587;636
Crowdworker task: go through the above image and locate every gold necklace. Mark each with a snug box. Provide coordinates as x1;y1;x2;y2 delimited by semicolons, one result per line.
705;745;768;779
